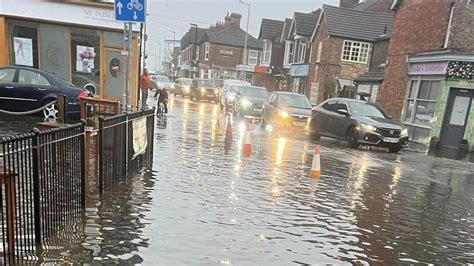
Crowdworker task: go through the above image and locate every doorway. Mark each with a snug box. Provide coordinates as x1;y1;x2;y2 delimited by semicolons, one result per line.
104;48;124;101
438;88;474;158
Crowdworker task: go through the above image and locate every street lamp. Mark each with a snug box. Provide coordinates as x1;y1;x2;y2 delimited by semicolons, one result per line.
239;0;250;81
190;23;198;78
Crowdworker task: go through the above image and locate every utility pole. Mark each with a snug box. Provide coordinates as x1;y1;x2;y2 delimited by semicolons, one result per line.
190;23;198;78
239;0;250;81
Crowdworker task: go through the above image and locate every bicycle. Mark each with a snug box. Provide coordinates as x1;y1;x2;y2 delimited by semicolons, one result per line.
156;100;167;118
127;0;143;11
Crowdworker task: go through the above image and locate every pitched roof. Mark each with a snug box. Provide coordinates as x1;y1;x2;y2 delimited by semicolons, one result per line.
205;26;262;49
180;27;209;49
355;66;385;83
258;18;285;40
352;0;378;10
316;5;394;42
280;18;292;41
293;10;320;37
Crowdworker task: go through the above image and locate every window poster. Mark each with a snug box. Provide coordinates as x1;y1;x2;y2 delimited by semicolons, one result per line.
14;37;33;67
76;45;96;73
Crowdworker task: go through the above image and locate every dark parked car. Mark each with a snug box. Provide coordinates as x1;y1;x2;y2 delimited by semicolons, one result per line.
233;85;268;118
190;78;218;102
309;98;409;153
260;92;312;130
173;78;193;97
0;66;91;118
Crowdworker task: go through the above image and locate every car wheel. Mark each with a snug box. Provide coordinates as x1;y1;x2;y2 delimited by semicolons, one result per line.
346;126;359;149
309;121;321;141
388;145;402;153
43;100;59;119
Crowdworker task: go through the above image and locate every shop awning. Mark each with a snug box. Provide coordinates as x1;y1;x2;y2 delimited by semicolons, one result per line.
338;78;354;87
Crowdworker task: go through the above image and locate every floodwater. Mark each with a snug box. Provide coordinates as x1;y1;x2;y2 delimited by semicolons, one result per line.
4;97;474;264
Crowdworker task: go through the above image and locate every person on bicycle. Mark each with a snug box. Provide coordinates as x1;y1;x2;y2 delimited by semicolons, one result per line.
154;88;169;114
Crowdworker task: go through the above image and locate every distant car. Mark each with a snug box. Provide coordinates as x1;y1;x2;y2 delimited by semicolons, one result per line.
151;74;173;92
233;85;268;118
0;66;91;118
190;78;218;102
173;78;193;97
261;92;312;130
219;80;250;108
309;98;409;153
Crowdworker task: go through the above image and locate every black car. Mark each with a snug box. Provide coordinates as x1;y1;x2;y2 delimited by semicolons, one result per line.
0;66;90;118
309;98;409;153
190;78;218;102
260;92;312;130
233;85;268;118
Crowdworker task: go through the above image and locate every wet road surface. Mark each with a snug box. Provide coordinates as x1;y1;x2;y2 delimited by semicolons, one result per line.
3;97;474;264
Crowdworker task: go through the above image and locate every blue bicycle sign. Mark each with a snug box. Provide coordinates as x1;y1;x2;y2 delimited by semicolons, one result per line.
115;0;146;23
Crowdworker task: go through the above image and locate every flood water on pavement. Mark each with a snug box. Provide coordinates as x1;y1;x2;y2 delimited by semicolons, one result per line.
4;97;474;264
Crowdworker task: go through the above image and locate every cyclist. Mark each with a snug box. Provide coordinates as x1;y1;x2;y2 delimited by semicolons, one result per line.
154;88;169;114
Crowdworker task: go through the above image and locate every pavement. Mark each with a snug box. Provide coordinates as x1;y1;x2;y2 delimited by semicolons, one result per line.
1;96;473;264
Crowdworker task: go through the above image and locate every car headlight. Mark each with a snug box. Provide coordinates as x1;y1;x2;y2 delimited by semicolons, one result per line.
228;95;235;101
171;84;175;89
361;123;377;132
278;110;289;118
241;99;252;107
401;128;408;136
184;86;190;92
200;88;206;93
215;89;218;94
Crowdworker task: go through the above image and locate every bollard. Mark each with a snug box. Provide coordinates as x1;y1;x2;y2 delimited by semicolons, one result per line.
310;145;321;178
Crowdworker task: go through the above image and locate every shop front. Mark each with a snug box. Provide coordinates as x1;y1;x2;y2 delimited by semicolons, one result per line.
290;64;309;95
0;0;140;105
403;51;474;161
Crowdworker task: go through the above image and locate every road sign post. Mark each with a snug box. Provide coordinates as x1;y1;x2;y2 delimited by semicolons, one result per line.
115;0;146;111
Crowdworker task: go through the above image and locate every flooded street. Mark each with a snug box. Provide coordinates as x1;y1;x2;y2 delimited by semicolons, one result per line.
3;97;474;264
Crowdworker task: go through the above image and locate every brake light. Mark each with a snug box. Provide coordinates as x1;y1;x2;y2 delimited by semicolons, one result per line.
76;91;89;100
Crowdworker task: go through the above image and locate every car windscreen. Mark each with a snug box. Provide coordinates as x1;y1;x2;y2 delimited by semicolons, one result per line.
156;76;171;82
278;94;311;108
197;79;214;87
348;102;386;118
228;85;242;93
242;87;268;98
182;79;192;85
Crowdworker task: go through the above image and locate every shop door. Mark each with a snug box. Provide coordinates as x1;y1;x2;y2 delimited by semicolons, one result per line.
439;88;474;147
104;48;124;101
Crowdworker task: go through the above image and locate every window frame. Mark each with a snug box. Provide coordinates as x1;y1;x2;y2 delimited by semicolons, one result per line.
248;50;258;66
204;44;210;60
341;40;370;64
402;76;441;128
262;40;272;66
18;69;51;86
283;41;294;67
298;42;307;63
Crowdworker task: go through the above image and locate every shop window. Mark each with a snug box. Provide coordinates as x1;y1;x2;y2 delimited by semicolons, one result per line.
341;40;370;64
404;79;440;127
11;25;39;68
71;29;100;94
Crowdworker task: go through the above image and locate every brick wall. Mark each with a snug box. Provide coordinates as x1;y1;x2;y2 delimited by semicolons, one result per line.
363;0;392;13
370;38;389;67
308;18;371;103
449;1;474;52
378;0;454;119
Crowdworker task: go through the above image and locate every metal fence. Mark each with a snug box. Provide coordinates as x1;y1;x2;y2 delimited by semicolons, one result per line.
0;123;85;263
99;109;154;193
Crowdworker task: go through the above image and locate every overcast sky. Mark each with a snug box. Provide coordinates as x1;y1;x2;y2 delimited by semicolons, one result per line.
145;0;339;70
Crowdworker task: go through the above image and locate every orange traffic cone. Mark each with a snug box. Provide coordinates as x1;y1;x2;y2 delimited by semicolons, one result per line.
242;128;252;157
215;119;221;136
310;145;321;178
225;116;233;142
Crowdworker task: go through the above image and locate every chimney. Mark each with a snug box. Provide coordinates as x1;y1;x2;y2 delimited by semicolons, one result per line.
224;12;242;28
339;0;359;8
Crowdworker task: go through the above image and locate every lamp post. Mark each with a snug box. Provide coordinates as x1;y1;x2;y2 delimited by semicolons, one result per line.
190;23;198;78
239;0;250;81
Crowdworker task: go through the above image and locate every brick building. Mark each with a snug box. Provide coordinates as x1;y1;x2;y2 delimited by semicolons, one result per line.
307;5;393;103
256;18;285;91
378;0;474;160
179;13;262;82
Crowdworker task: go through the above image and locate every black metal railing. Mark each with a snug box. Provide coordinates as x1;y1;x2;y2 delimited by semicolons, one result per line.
99;109;154;193
0;123;85;263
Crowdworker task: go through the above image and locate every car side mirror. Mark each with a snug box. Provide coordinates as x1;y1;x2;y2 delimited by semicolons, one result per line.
387;115;393;119
337;109;349;116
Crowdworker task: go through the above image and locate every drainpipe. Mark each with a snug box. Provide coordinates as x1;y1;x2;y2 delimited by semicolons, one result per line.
444;2;456;49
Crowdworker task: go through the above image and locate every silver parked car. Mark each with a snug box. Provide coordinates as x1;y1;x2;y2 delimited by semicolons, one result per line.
308;98;409;153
